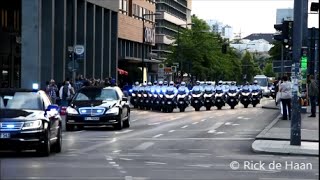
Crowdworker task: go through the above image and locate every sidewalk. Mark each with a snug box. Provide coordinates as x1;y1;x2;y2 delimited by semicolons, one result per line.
252;105;319;156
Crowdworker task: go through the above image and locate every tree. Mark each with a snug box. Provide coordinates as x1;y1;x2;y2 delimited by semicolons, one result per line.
241;51;261;83
263;62;276;77
167;15;242;82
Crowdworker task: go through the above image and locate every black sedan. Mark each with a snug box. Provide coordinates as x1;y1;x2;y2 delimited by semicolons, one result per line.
65;86;130;131
0;89;62;156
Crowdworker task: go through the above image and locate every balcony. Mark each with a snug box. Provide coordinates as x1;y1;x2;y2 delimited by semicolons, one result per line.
155;34;175;45
156;11;187;25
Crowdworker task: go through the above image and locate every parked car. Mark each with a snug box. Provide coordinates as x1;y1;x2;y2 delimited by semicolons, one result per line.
65;86;130;131
0;89;62;156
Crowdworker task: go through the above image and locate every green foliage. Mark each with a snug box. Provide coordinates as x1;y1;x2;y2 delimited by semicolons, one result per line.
263;62;276;77
166;15;244;83
241;51;261;82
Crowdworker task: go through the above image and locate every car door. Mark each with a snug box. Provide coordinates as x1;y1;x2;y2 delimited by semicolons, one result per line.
116;88;128;118
41;92;59;139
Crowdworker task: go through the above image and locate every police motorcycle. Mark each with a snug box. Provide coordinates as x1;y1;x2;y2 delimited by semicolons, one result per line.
176;82;190;112
250;80;261;107
214;81;226;110
240;83;252;108
144;82;153;110
138;83;147;110
203;82;215;111
129;82;140;108
226;82;239;109
190;81;204;111
162;81;178;113
270;85;276;99
150;81;160;111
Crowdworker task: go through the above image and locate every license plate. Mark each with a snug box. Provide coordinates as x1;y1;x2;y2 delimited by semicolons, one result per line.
85;117;100;120
0;133;10;139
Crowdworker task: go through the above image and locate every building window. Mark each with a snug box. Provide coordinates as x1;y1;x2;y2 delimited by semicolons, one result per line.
119;0;128;14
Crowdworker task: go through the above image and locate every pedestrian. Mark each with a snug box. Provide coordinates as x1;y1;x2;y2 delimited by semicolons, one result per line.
307;75;319;117
46;79;59;104
59;80;74;107
279;76;292;120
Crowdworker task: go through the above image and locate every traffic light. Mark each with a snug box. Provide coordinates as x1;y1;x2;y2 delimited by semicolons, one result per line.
300;48;308;81
273;20;293;47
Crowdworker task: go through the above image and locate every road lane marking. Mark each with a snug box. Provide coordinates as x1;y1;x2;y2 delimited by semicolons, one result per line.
237;116;243;119
225;122;232;125
125;176;133;180
75;138;117;154
115;130;133;134
112;150;121;153
153;134;163;138
192;122;199;125
148;122;161;125
232;124;240;126
131;119;138;122
187;164;212;168
119;158;133;161
201;119;207;122
145;161;167;165
209;116;214;119
208;130;216;133
133;142;154;150
168;130;175;133
109;162;116;164
215;132;225;134
207;122;224;133
181;125;189;129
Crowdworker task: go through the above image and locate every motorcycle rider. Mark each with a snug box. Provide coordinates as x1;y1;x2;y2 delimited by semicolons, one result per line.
161;81;168;93
229;81;238;92
178;81;190;94
132;81;140;91
145;82;152;92
215;80;224;91
192;81;204;92
204;81;215;92
251;80;262;98
167;81;178;94
241;82;252;93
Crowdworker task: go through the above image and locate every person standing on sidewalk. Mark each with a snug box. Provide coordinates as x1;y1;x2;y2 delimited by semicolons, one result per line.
307;75;319;117
46;79;58;104
279;76;292;120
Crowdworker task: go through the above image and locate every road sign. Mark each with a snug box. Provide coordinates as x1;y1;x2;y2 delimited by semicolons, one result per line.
171;66;177;73
74;45;85;55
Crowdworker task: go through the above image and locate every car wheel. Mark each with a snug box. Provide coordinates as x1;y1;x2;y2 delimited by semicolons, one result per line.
123;112;130;128
37;129;51;157
52;126;62;153
114;114;123;130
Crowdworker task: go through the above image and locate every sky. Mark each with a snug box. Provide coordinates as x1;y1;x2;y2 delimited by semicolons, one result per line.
191;0;319;38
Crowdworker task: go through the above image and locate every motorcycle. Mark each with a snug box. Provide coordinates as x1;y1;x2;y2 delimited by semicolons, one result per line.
152;89;162;111
191;89;203;111
270;86;276;99
139;90;148;110
251;89;261;107
240;90;251;108
162;89;176;113
177;90;189;112
203;89;215;111
129;89;139;108
226;89;239;109
144;90;153;110
214;89;225;110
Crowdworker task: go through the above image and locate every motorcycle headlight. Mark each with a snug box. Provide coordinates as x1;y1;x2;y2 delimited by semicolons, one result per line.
228;93;236;96
177;94;185;99
143;94;148;97
159;94;163;98
215;94;222;97
67;107;78;115
204;94;212;97
192;94;201;98
153;94;158;97
131;93;136;97
165;94;175;98
138;94;142;97
22;120;42;130
106;107;119;115
252;93;258;96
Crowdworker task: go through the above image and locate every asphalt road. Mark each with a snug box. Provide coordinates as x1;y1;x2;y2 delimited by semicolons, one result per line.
0;98;319;180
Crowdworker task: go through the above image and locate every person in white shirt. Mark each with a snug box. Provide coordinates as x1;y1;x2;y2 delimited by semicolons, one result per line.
279;76;292;120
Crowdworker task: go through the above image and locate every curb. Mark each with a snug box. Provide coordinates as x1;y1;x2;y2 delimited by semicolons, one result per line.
261;106;279;110
255;114;281;139
252;140;319;157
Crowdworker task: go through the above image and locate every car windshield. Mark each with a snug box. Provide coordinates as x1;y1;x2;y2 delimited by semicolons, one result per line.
254;78;268;87
74;88;119;101
1;92;43;110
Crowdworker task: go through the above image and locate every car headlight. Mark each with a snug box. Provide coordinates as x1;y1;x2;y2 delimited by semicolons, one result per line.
22;120;42;130
106;107;119;115
67;107;78;115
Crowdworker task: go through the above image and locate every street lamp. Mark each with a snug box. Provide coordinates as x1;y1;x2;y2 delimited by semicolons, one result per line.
141;12;160;83
177;23;194;82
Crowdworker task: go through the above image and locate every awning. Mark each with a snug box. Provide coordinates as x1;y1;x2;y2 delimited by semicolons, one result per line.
118;68;128;75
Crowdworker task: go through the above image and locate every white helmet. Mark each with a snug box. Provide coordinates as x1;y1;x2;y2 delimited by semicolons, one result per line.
135;81;139;86
181;82;186;86
253;80;258;84
158;81;163;85
169;81;174;86
218;80;223;85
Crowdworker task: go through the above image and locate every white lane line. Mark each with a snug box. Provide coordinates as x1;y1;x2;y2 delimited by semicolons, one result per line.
119;158;133;161
133;142;154;150
201;119;207;122
125;176;133;180
153;134;163;138
181;125;189;129
232;124;240;126
148;122;161;125
209;116;214;119
131;119;138;122
225;122;232;125
237;116;243;119
207;122;224;133
215;132;225;135
112;150;121;153
192;122;199;125
145;161;167;165
208;130;216;133
168;130;175;133
76;138;117;154
109;162;116;164
112;164;120;167
187;164;212;168
115;130;133;134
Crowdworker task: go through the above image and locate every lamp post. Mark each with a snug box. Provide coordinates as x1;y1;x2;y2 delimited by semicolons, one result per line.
141;13;160;83
177;23;194;82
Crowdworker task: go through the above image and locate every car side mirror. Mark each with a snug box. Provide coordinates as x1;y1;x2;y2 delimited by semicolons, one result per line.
122;97;128;101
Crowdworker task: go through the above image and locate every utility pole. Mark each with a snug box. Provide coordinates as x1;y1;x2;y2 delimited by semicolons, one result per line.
290;0;304;146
